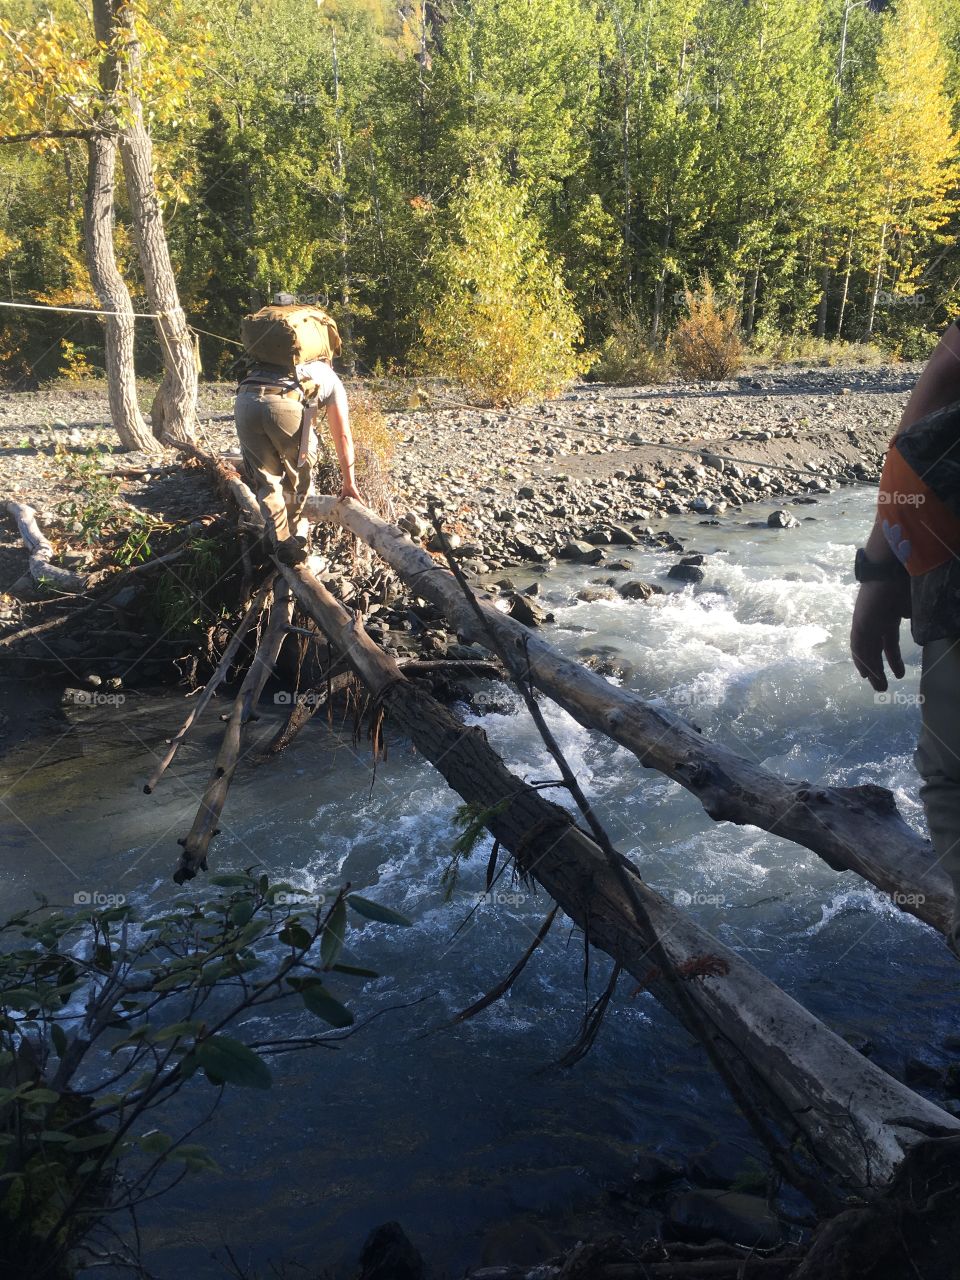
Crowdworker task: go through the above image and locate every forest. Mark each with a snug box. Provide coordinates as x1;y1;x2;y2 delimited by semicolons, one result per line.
1;0;960;389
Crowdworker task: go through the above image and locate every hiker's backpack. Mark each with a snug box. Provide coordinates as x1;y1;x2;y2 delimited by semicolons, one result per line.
240;303;342;370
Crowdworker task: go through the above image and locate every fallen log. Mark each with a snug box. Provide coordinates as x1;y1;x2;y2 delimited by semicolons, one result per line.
306;496;953;938
257;561;960;1192
173;577;292;883
5;500;87;593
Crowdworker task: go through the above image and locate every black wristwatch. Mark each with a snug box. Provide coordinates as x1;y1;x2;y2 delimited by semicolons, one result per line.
854;547;901;583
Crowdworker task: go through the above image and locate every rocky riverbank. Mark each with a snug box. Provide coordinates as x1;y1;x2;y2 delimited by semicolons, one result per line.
0;362;915;710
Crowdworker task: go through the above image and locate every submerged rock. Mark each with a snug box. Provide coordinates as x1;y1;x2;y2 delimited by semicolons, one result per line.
357;1221;425;1280
767;508;800;529
618;579;663;601
665;1189;781;1248
667;562;705;584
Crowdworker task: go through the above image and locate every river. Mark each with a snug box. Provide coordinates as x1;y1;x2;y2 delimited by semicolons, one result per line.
2;485;957;1277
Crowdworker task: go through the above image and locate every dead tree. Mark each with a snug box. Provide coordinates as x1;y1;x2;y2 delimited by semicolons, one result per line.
305;496;953;940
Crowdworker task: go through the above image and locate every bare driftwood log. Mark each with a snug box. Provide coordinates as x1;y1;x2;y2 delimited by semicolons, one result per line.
306;496;953;938
144;575;274;793
265;562;960;1192
174;577;292;883
5;501;87;593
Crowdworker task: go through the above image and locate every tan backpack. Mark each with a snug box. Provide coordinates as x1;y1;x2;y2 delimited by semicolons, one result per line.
240;303;342;369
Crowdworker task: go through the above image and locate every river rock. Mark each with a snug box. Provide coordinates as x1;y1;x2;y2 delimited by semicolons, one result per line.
507;593;549;627
619;580;662;601
558;540;593;561
426;530;462;553
357;1221;425;1280
668;562;705;584
632;1151;684;1188
398;512;425;539
665;1190;781;1248
767;509;799;529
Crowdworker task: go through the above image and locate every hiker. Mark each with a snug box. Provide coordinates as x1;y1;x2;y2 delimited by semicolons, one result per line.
235;295;361;566
850;319;960;955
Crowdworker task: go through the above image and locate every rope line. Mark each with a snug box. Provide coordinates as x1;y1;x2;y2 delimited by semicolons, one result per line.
0;299;167;319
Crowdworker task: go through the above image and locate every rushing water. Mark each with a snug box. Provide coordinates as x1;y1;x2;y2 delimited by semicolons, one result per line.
2;486;958;1277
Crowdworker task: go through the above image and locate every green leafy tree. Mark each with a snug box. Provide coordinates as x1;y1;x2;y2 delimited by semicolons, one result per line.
419;166;587;403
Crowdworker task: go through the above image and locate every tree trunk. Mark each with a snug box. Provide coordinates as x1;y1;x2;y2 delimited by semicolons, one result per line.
83;130;159;454
92;0;198;445
270;562;960;1191
330;30;355;372
744;255;761;338
816;262;830;339
306;496;955;939
837;231;854;338
864;221;888;340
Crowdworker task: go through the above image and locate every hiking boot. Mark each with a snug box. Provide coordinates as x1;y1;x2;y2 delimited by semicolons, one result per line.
276;536;308;566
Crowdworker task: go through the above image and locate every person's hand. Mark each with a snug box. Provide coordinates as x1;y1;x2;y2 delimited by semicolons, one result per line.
340;479;362;502
850;578;910;692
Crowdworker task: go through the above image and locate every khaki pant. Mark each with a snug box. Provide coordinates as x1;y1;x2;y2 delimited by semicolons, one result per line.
915;637;960;939
235;386;316;544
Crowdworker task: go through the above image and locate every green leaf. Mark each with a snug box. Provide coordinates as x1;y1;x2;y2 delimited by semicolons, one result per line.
231;899;255;928
138;1130;172;1155
321;898;347;968
300;981;354;1028
210;874;252;887
152;1021;201;1043
65;1131;116;1153
196;1036;272;1089
50;1024;67;1058
23;1087;60;1104
347;894;412;927
278;922;312;950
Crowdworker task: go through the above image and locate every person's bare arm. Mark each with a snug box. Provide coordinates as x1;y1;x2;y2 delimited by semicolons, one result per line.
324;379;361;500
851;323;960;690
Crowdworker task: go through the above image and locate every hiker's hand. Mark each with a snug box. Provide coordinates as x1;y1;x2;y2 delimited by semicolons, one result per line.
850;579;909;692
340;479;361;502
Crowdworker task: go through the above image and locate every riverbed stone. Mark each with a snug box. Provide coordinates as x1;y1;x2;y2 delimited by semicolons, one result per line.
619;579;662;601
667;562;705;583
665;1190;781;1248
357;1221;425;1280
767;508;800;529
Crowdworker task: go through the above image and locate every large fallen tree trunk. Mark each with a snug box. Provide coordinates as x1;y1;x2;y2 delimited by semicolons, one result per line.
306;496;953;938
259;562;960;1192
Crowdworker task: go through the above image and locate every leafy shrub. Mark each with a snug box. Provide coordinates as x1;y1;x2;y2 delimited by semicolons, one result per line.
0;877;409;1277
419;167;588;405
591;310;668;385
668;276;743;380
